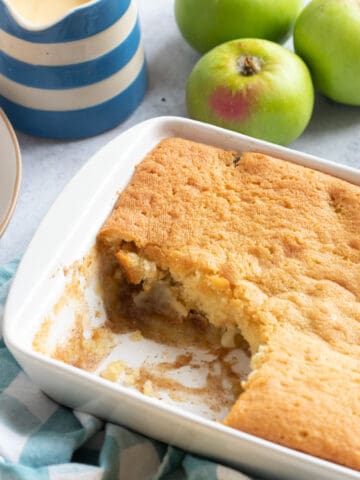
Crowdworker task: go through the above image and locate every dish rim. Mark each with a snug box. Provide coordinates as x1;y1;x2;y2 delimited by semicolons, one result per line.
0;108;22;238
3;116;360;479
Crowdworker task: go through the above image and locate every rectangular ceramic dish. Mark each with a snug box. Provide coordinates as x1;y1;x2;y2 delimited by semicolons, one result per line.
4;117;360;480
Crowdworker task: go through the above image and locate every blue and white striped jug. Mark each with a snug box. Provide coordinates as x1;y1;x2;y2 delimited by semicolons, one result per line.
0;0;147;138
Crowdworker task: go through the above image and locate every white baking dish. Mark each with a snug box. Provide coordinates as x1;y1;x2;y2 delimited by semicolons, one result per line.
4;117;360;480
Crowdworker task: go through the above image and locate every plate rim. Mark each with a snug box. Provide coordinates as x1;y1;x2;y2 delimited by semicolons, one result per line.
0;108;22;238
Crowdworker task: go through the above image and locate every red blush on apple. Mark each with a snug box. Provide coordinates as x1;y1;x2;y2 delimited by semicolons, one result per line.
209;86;251;121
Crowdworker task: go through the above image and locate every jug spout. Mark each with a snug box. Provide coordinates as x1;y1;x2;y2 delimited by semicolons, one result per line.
0;0;99;30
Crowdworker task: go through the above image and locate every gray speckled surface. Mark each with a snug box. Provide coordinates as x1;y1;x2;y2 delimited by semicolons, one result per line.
1;0;359;264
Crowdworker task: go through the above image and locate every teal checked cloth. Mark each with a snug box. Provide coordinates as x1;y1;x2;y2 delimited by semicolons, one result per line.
0;259;256;480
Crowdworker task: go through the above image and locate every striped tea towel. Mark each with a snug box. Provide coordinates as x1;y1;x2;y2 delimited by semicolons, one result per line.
0;259;256;480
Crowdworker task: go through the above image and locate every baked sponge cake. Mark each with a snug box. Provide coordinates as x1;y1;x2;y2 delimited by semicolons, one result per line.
97;137;360;470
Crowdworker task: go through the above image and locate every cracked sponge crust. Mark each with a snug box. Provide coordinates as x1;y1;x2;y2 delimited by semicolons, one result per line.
97;137;360;470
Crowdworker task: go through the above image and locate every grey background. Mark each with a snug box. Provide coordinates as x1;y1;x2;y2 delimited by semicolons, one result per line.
1;0;359;264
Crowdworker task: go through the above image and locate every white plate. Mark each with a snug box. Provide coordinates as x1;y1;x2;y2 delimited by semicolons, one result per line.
3;117;360;480
0;109;21;237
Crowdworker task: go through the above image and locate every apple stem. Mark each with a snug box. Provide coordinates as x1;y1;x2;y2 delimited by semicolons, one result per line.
237;55;263;76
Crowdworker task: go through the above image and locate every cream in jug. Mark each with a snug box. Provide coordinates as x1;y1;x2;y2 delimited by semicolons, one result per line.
9;0;93;25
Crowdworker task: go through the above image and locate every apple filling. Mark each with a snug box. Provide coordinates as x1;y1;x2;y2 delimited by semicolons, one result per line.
97;242;249;352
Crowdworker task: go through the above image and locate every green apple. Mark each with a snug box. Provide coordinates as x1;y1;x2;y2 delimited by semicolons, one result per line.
186;39;314;146
294;0;360;105
175;0;303;53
